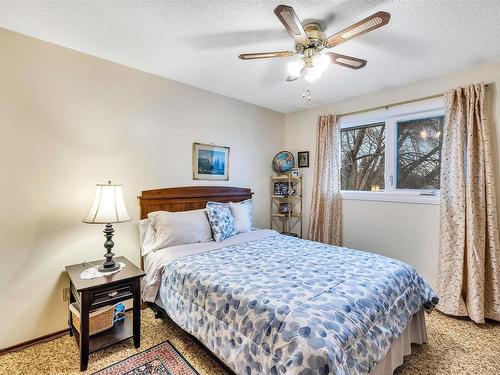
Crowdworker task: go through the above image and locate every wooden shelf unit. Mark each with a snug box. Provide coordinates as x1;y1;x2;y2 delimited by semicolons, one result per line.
272;213;302;218
270;174;303;238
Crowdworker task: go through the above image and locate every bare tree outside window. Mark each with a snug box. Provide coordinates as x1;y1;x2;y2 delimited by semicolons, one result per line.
341;123;385;191
397;116;444;190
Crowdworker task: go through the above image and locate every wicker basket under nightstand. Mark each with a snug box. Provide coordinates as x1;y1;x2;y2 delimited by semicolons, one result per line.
69;303;114;336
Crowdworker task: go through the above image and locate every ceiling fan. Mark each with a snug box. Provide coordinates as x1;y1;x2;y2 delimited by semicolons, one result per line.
238;5;391;83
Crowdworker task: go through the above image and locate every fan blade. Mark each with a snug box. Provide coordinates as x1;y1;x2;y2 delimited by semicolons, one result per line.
328;53;367;69
274;5;310;44
239;51;294;60
325;11;390;47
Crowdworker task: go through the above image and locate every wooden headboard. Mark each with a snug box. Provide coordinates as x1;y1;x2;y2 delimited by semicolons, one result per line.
137;186;253;269
138;186;253;219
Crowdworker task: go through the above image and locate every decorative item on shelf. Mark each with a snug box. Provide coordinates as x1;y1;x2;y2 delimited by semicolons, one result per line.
83;181;131;272
272;150;295;174
113;303;126;323
193;142;230;181
297;151;310;168
291;168;300;177
273;181;290;196
279;202;291;214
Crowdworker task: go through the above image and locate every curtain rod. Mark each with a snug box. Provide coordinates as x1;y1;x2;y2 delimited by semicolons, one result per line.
339;83;492;117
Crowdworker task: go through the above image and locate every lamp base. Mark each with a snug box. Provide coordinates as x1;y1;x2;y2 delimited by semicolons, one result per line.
99;223;120;273
98;262;120;273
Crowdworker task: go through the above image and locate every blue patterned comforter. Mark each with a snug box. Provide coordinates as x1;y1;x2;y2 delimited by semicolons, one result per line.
159;234;438;375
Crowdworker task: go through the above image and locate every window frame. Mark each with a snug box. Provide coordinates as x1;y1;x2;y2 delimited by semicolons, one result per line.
339;97;444;205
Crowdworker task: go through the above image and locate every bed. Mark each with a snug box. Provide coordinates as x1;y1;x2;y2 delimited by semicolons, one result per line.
139;186;438;375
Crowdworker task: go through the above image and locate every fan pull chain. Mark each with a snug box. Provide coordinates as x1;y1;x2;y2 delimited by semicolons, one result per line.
302;86;311;102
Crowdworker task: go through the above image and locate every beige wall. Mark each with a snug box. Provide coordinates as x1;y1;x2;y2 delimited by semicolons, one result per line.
285;60;500;290
0;28;284;348
2;23;499;349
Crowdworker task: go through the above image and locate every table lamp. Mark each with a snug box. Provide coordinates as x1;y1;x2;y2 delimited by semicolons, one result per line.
83;181;131;272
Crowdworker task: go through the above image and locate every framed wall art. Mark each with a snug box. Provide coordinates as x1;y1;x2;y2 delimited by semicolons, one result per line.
279;202;291;214
297;151;310;168
192;143;230;180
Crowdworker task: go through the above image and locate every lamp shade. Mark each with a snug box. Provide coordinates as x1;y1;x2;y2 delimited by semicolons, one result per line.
83;182;131;224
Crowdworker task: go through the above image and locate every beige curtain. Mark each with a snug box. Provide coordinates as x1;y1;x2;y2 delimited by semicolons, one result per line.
437;82;500;323
308;114;342;246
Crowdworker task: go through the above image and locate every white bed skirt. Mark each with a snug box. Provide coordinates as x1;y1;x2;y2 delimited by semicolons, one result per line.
369;310;427;375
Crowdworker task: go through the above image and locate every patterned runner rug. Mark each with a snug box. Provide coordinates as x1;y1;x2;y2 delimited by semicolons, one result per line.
92;340;200;375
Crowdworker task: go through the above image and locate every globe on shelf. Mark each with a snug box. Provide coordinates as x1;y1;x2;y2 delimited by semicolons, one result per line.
272;151;295;174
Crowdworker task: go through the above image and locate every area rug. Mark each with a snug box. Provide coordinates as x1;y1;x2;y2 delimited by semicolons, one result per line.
92;340;200;375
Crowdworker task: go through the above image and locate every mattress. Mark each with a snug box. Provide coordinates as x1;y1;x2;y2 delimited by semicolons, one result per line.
145;230;438;375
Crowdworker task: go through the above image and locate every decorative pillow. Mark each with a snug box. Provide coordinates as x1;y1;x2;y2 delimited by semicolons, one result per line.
206;202;236;242
148;209;212;250
229;199;253;234
138;218;156;256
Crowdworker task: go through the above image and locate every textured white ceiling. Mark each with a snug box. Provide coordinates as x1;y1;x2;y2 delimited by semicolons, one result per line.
1;1;500;113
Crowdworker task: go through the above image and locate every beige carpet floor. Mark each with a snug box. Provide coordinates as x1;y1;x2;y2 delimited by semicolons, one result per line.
1;308;499;375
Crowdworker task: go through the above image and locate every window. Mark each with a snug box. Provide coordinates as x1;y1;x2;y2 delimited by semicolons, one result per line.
339;97;444;204
397;116;444;190
340;123;385;191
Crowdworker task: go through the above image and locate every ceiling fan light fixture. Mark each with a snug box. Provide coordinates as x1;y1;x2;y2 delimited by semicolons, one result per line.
312;54;330;73
304;67;322;82
287;58;305;78
239;6;390;86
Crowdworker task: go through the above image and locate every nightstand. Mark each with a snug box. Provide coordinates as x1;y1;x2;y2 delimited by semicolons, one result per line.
65;256;145;371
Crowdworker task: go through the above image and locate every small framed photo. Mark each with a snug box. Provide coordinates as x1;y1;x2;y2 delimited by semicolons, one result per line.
279;202;291;214
193;143;230;180
291;168;300;177
297;151;309;168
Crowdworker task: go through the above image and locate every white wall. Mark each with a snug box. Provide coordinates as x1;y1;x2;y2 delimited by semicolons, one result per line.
0;28;284;348
285;60;500;289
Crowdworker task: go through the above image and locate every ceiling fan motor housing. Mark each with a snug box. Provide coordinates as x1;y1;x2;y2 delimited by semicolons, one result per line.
304;23;326;42
296;23;326;56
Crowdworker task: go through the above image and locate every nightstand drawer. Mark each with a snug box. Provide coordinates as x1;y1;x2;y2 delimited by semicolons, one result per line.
90;284;133;308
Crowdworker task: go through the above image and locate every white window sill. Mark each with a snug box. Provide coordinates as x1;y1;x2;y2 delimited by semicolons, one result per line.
340;191;440;205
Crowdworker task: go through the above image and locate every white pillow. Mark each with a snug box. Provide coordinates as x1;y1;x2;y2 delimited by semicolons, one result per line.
229;199;253;234
148;209;212;250
138;219;156;256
